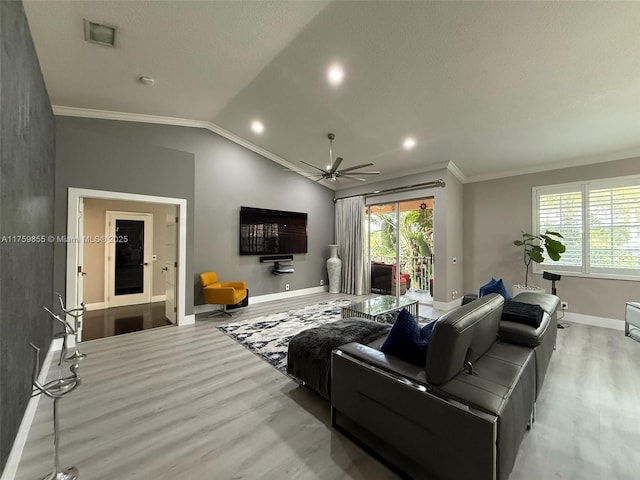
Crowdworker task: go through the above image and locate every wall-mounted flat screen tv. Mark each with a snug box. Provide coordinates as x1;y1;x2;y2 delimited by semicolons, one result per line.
239;206;308;256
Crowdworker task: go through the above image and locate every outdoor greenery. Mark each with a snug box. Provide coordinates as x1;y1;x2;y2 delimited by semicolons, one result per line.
513;230;566;287
369;205;433;289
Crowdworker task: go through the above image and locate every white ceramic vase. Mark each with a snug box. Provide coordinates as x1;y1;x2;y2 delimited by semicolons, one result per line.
326;244;342;294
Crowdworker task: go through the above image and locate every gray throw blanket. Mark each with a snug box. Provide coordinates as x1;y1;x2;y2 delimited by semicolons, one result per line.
502;300;544;327
287;319;391;400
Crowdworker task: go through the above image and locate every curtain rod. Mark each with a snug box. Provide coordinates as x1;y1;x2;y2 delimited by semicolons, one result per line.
333;179;446;203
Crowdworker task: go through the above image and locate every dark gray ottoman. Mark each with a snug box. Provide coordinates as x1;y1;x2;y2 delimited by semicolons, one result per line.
287;319;391;400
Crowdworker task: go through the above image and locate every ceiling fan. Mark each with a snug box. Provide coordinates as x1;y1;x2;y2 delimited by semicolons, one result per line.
301;133;380;182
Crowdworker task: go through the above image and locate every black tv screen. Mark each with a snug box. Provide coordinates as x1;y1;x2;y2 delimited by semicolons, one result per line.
239;207;308;256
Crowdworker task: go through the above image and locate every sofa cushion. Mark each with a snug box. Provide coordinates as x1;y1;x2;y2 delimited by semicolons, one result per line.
380;309;431;366
479;278;512;301
501;300;544;327
499;292;559;348
426;294;504;385
512;291;560;317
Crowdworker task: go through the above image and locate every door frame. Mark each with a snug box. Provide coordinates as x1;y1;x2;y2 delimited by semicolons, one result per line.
66;187;193;328
105;211;153;308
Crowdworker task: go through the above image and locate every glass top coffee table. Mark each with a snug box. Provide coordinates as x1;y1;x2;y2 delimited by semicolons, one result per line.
342;295;418;323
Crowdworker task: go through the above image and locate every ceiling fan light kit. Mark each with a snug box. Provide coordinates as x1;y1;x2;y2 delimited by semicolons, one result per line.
302;133;380;183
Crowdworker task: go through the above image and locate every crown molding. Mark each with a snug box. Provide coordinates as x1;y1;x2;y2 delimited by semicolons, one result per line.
465;150;640;184
446;161;467;183
51;105;334;187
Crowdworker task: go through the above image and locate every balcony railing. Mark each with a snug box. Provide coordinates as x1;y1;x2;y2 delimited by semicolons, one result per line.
370;255;433;293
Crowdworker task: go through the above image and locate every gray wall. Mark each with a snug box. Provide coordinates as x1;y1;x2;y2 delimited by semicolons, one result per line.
464;156;640;321
55;125;195;313
336;166;462;304
0;0;56;472
55;117;335;305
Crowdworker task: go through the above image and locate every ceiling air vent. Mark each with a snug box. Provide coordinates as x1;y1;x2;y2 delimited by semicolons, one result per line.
83;19;118;47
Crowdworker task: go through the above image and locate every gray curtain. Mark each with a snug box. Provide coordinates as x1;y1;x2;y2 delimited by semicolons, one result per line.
335;196;369;295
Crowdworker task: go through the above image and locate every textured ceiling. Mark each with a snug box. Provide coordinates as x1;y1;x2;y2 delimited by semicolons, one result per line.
23;1;640;187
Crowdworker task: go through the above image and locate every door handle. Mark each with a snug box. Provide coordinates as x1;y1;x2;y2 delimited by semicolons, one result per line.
162;267;168;272
140;262;149;266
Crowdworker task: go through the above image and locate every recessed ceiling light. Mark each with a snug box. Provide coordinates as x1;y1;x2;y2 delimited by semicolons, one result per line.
328;65;344;85
251;120;264;134
403;137;416;150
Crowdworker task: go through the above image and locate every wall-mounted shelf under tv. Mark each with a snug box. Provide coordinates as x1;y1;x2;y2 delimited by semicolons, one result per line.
259;255;294;275
259;254;294;263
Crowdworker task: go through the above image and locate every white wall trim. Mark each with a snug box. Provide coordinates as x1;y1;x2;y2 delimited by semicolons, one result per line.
86;297;165;312
53;106;466;191
53;106;640;188
66;188;189;331
85;302;106;311
562;312;625;331
52;106;319;185
446;161;467;184
193;286;329;315
432;298;462;312
193;304;219;315
465;151;640;184
250;286;328;304
1;338;63;480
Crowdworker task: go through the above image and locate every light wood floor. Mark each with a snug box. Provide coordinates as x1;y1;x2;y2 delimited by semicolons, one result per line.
14;293;640;480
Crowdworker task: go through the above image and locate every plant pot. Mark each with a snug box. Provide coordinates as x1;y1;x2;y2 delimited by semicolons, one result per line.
512;284;546;298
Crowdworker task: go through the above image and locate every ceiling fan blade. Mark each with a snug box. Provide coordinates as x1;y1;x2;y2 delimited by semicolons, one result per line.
329;156;343;173
300;160;328;174
343;175;368;182
338;162;375;174
348;171;380;175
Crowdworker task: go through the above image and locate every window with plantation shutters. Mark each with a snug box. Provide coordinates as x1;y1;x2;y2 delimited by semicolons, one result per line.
538;189;583;269
534;175;640;280
589;184;640;274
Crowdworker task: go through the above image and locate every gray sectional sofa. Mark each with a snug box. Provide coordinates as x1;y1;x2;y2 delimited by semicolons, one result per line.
330;292;559;480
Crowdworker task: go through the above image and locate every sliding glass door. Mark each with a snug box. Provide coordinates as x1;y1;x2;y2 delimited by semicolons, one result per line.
367;198;434;300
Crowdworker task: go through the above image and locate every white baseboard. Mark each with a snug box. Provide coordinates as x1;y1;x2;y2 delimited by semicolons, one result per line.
178;314;195;326
1;337;63;480
193;286;329;315
86;296;165;312
250;286;328;304
193;304;219;315
85;302;106;311
562;312;625;331
433;298;462;312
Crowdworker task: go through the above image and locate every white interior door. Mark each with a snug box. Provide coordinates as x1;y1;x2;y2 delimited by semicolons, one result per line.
106;211;153;307
164;212;177;323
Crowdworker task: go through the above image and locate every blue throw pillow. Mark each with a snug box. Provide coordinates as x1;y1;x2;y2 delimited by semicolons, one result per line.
478;277;497;297
380;309;430;366
479;277;512;301
420;320;436;342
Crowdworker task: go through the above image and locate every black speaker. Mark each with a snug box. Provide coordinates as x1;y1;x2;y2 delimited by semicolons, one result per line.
543;271;561;281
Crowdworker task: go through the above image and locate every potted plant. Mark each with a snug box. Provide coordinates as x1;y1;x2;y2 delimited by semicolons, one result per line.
513;230;566;289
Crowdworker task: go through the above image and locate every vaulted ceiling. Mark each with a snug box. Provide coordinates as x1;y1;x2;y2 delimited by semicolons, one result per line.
23;1;640;188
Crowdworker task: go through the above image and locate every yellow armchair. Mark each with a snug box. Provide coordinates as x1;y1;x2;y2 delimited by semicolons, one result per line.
199;271;248;317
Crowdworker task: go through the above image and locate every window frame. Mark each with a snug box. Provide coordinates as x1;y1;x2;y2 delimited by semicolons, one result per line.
532;174;640;282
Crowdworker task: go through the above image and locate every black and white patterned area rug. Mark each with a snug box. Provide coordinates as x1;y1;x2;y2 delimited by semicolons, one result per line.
217;299;353;374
